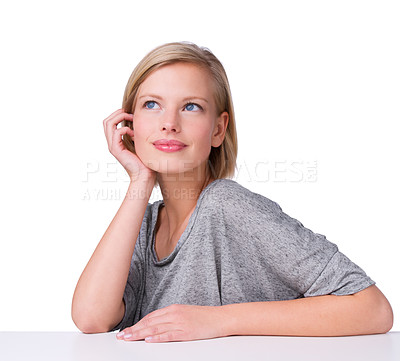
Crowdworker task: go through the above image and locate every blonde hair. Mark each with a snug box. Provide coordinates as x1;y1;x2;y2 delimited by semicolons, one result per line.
121;41;238;187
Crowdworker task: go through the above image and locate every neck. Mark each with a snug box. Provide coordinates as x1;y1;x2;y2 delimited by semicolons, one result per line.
156;162;215;238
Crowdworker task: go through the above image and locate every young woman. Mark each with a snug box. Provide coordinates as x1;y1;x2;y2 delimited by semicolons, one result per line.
71;42;393;343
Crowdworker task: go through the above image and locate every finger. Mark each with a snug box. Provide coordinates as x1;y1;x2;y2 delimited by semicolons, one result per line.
104;112;133;147
103;108;124;123
116;305;175;341
116;310;170;339
104;111;133;130
104;112;133;148
119;321;175;341
110;127;134;155
102;108;132;123
144;330;186;343
123;312;163;333
102;109;123;136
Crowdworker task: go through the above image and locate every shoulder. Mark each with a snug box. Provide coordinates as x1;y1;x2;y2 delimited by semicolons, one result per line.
205;178;283;219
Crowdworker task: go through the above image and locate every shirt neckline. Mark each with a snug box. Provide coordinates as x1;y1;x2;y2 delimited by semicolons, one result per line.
150;178;225;266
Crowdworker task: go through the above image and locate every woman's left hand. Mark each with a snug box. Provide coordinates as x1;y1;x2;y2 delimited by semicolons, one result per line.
116;304;229;343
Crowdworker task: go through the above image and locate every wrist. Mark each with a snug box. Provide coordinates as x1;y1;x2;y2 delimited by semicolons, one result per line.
125;178;154;201
218;304;240;337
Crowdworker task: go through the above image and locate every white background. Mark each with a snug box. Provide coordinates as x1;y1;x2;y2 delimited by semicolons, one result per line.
0;0;398;332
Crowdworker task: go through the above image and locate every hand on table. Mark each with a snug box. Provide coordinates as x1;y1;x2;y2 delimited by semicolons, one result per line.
116;304;229;343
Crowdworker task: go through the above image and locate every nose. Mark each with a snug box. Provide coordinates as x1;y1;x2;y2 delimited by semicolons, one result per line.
160;109;181;133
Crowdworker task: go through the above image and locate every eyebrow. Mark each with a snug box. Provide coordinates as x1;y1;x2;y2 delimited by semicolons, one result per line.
138;94;209;103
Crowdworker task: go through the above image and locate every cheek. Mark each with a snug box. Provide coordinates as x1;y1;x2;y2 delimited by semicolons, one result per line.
131;120;152;156
198;128;213;148
132;115;152;139
195;121;215;145
188;123;214;158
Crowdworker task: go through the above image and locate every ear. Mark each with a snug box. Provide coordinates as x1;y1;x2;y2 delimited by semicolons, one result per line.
211;111;229;148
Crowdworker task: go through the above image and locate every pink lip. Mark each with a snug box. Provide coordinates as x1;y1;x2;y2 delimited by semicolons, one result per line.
153;139;187;146
153;144;187;153
153;139;187;153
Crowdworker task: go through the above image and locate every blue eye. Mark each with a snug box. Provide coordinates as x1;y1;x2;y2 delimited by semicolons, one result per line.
144;101;160;110
184;103;202;111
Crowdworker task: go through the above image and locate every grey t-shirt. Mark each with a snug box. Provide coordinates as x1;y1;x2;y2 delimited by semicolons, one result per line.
112;178;375;331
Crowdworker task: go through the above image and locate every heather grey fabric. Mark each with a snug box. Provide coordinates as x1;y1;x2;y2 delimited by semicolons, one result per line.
112;178;375;331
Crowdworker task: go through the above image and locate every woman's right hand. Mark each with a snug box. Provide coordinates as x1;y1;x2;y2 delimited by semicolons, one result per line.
103;109;156;183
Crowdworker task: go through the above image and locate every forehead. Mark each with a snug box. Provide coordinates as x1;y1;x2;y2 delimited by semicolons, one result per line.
138;62;215;98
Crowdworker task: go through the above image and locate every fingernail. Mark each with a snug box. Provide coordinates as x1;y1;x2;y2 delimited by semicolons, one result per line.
117;331;124;338
123;333;132;339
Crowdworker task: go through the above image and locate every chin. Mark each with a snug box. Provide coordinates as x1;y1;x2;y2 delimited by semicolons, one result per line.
144;158;207;178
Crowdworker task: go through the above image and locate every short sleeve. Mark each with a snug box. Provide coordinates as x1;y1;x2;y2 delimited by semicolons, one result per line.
304;250;375;296
223;183;375;298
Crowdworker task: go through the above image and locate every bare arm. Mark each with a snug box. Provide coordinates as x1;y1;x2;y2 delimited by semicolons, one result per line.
72;109;156;333
71;178;154;333
111;285;392;343
220;284;393;337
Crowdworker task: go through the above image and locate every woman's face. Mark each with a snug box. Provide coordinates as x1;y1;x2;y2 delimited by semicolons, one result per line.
132;62;229;180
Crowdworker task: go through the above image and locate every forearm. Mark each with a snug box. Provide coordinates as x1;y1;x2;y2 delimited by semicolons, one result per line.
220;285;393;337
72;178;154;333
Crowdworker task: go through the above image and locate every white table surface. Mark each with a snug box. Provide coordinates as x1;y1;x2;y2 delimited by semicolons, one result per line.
0;331;399;361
